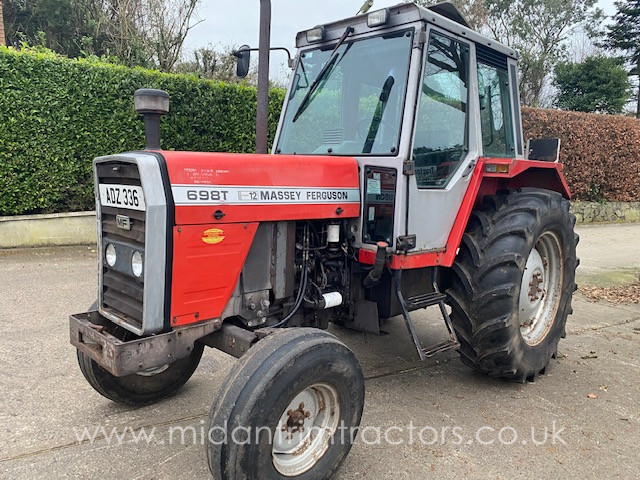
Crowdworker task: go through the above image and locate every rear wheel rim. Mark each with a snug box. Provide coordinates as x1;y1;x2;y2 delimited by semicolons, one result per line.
272;382;340;477
519;231;564;346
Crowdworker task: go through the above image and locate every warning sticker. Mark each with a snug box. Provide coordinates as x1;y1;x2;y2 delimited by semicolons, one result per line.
366;178;381;195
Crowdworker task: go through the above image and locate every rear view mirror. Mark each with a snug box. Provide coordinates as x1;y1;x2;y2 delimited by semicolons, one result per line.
233;45;251;78
526;138;561;162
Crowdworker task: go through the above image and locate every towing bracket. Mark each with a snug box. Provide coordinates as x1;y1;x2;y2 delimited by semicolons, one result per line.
70;311;219;377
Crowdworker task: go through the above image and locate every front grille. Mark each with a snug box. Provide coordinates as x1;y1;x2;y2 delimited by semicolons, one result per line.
97;162;145;330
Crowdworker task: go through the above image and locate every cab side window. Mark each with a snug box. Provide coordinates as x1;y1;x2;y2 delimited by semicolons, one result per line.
477;46;515;157
413;31;470;189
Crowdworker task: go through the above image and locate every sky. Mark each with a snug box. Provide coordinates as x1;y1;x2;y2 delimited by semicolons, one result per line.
184;0;618;81
185;1;404;55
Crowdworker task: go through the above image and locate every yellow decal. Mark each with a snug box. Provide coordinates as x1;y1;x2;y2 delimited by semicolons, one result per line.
202;228;225;245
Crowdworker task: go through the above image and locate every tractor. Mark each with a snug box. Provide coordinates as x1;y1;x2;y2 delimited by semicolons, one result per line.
69;2;578;478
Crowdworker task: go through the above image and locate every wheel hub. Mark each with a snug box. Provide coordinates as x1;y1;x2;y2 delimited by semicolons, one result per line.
272;383;340;477
528;270;544;302
518;232;564;346
282;402;312;437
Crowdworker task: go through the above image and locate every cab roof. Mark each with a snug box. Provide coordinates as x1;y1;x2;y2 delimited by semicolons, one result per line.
295;1;517;60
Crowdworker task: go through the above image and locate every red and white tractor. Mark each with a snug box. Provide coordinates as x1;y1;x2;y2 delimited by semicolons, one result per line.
70;3;578;478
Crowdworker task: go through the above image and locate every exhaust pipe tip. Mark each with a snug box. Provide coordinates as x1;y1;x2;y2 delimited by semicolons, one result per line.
134;89;169;150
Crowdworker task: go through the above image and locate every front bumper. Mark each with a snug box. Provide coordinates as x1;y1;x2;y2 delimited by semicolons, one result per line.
69;311;218;377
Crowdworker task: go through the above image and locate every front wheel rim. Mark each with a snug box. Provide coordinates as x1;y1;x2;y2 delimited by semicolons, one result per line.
272;382;340;477
519;231;564;346
135;364;170;376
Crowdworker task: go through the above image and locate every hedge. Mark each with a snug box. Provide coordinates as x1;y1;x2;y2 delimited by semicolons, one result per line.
1;47;639;215
0;47;285;215
522;107;640;202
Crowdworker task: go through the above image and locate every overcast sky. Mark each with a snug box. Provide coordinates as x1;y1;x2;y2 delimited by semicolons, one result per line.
184;0;618;80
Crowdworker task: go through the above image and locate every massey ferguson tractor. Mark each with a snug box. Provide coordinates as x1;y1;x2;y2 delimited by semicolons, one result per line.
70;2;578;478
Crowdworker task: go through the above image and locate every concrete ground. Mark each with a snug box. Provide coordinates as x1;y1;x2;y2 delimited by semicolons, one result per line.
0;223;639;480
574;223;640;286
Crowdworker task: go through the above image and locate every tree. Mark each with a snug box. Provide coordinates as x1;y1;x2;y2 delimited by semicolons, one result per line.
553;56;631;113
3;0;79;55
485;0;602;107
76;0;152;67
0;0;5;46
75;0;201;70
411;0;488;30
144;0;201;71
412;0;602;107
3;0;200;71
604;0;640;118
175;45;257;83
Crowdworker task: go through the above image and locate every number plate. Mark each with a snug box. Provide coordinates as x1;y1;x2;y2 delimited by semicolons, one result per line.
98;184;146;211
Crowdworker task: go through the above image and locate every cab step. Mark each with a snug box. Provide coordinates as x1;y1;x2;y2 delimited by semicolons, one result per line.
420;339;460;358
394;269;459;361
405;292;447;309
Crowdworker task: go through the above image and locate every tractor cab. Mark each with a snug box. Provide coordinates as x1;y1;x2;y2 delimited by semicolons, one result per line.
275;2;523;253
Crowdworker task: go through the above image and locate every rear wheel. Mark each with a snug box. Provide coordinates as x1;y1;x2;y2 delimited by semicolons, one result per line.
207;328;364;480
447;188;578;382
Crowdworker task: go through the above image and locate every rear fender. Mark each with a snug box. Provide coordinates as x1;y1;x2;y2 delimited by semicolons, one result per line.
477;158;571;205
359;158;571;269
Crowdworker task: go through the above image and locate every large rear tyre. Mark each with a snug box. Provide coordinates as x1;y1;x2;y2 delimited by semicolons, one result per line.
448;188;578;382
77;343;204;406
207;328;365;480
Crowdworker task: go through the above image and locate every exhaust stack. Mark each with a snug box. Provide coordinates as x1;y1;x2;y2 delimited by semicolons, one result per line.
134;89;169;150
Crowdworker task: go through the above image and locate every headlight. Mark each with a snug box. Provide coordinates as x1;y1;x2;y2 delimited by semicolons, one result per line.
131;251;144;278
367;8;389;27
105;243;117;267
306;26;325;43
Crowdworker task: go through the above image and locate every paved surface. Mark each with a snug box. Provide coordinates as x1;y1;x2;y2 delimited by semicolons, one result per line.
574;223;640;285
1;223;639;480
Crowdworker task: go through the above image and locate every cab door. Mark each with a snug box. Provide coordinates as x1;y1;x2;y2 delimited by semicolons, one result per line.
406;27;479;250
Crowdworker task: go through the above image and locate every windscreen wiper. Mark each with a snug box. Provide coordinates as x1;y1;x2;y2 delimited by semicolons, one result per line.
363;75;395;153
292;26;355;123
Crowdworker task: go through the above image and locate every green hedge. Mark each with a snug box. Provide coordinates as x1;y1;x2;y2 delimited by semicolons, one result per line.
522;107;640;202
0;47;285;215
3;47;639;215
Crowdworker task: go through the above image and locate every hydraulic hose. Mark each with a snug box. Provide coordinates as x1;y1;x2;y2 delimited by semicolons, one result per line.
272;225;310;328
362;241;388;288
271;266;308;328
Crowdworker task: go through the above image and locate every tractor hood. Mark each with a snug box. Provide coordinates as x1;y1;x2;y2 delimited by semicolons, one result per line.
161;151;361;225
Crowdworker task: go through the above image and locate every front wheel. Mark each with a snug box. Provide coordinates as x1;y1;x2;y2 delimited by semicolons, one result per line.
77;343;204;406
448;188;578;382
207;328;365;480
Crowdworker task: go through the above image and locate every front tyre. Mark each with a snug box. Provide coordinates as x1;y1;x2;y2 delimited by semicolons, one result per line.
77;343;204;406
207;328;365;480
448;188;578;382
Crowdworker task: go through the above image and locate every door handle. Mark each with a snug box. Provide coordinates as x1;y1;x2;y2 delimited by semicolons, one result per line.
462;159;477;178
